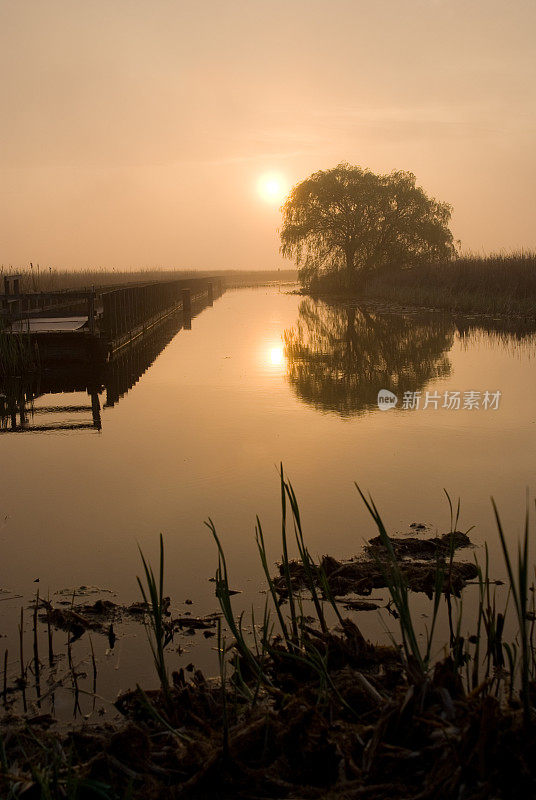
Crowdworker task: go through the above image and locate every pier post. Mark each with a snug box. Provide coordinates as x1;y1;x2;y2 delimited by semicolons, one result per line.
207;282;214;305
182;288;192;329
90;390;102;431
14;278;22;319
87;288;96;335
0;279;7;325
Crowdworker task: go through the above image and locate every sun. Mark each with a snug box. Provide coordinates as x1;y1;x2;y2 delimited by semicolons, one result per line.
257;173;288;204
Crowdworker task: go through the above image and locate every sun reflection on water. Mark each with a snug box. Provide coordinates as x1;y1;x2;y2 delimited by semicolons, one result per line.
269;346;285;367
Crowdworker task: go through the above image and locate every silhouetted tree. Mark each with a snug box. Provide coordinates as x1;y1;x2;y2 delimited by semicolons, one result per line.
280;164;455;289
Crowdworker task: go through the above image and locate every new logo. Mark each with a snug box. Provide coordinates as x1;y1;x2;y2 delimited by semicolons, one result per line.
377;389;398;411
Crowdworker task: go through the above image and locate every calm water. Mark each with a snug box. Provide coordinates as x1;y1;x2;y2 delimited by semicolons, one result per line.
1;286;535;716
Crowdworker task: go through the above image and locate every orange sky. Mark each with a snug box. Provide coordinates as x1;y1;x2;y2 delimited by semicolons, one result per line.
1;0;535;270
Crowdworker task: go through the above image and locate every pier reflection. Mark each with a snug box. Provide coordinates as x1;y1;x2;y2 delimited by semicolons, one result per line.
0;309;188;433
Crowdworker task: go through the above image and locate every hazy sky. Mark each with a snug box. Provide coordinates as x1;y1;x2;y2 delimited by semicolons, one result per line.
1;0;535;270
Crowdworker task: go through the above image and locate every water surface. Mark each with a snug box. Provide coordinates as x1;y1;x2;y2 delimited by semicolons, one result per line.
1;287;535;715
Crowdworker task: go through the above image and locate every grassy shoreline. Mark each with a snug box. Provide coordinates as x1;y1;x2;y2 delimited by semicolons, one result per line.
1;472;535;798
303;253;536;319
0;266;298;293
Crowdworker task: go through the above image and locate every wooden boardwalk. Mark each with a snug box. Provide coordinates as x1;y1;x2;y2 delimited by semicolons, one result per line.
0;307;196;432
1;275;223;364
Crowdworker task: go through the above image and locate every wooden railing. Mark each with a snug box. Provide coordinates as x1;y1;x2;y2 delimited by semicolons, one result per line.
1;277;223;340
99;278;220;352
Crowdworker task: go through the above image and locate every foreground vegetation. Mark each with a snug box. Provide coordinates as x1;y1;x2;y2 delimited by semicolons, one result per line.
1;471;535;798
305;252;536;318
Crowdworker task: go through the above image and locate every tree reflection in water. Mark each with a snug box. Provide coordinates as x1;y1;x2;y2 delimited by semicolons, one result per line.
284;299;454;415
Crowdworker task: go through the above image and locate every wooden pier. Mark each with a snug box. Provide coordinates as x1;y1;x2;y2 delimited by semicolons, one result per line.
1;275;223;365
0;306;198;432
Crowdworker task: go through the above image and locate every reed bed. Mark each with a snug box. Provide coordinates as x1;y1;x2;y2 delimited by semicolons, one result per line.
0;265;297;293
306;252;536;317
0;264;200;293
0;470;535;798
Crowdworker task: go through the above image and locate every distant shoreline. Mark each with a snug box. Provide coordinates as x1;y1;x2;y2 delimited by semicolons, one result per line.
301;289;536;323
0;266;299;293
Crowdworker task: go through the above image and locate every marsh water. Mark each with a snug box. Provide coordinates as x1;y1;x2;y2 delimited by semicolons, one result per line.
1;286;536;719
